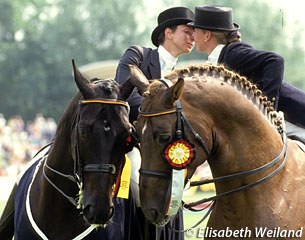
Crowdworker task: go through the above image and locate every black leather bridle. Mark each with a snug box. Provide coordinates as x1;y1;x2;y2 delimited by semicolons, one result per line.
43;98;130;207
138;79;210;180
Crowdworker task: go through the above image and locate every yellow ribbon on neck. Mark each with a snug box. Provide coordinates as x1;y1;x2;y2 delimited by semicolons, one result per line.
117;155;131;199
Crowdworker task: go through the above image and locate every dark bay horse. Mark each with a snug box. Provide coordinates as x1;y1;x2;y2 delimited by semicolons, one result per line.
0;60;135;239
130;64;305;239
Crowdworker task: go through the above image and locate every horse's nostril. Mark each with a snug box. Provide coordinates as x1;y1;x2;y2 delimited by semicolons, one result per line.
147;208;159;222
144;208;168;225
82;204;93;222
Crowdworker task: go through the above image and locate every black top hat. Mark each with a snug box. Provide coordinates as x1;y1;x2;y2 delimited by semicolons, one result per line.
151;7;194;47
189;5;239;31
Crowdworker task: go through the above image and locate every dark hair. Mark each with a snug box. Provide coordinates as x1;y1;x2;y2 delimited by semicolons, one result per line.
157;25;178;46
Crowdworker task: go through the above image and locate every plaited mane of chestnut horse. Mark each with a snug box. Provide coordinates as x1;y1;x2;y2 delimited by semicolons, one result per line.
130;64;305;239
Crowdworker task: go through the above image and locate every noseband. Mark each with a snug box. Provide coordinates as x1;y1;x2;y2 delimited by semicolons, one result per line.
43;98;130;207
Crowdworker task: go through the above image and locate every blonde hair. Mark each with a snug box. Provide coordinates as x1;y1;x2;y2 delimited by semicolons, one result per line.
211;30;241;44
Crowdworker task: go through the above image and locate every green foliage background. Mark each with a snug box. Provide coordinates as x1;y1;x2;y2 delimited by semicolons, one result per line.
0;0;304;121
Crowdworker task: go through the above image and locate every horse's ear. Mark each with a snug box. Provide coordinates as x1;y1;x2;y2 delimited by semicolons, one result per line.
120;79;135;101
71;59;92;98
129;65;150;95
164;78;185;105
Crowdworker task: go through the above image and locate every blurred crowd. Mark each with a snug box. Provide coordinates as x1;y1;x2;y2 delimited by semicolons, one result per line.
0;113;57;177
0;113;216;194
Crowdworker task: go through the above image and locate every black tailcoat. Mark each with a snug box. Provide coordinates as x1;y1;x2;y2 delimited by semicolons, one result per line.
219;42;305;128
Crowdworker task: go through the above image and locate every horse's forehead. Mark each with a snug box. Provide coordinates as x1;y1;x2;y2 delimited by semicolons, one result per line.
148;81;166;94
92;79;120;97
142;93;163;110
80;81;128;125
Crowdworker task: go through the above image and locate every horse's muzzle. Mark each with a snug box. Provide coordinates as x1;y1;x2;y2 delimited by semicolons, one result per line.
83;204;114;225
143;207;170;226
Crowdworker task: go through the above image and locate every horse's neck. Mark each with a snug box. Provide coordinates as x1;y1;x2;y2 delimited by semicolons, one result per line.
31;102;79;223
47;101;78;170
182;80;284;206
183;80;283;162
206;118;284;225
47;127;74;168
207;102;283;183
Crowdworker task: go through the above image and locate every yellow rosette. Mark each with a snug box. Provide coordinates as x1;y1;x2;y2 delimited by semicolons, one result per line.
163;139;196;169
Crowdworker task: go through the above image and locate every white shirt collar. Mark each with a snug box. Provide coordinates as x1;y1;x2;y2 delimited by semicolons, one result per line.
158;45;178;78
208;44;225;65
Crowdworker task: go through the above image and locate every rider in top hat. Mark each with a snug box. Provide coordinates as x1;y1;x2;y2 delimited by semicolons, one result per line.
116;6;195;123
115;6;195;240
189;5;305;142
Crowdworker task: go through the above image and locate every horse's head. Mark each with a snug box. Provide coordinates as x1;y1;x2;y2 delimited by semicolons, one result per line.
71;60;135;225
130;63;287;226
129;65;210;225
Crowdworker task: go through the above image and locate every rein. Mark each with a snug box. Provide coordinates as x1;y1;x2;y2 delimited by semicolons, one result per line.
186;130;288;208
43;98;129;207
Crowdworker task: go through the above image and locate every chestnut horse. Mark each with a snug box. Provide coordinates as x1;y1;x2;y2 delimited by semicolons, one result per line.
0;60;136;239
130;64;305;239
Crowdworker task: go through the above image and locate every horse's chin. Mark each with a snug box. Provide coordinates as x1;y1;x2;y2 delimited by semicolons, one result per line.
84;217;112;227
84;216;112;227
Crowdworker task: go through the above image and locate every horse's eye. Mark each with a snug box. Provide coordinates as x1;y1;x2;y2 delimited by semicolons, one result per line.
158;134;172;145
78;126;87;138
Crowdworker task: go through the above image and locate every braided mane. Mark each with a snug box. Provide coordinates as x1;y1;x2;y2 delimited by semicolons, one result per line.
165;64;285;134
